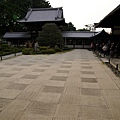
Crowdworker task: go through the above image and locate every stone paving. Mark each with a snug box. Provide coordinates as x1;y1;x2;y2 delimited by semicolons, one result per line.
0;49;120;120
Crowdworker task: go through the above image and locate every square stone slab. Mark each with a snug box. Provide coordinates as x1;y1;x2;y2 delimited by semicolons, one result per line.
64;87;81;95
81;96;107;107
55;104;78;117
7;83;28;90
27;102;57;116
40;65;51;67
0;107;24;120
80;74;96;79
0;98;12;111
81;88;102;96
16;91;36;101
46;60;54;63
21;75;38;79
78;106;112;118
60;94;81;105
63;61;72;64
50;76;67;81
57;70;70;73
81;78;97;83
61;65;71;68
20;113;53;120
0;89;21;99
0;67;3;69
45;81;65;87
0;73;14;77
82;83;100;89
42;86;64;93
82;66;92;69
12;68;23;71
13;60;20;62
32;69;46;72
81;71;95;75
81;63;91;65
20;64;32;66
15;78;34;85
104;90;120;97
49;58;57;60
35;93;61;103
4;63;15;66
81;60;89;62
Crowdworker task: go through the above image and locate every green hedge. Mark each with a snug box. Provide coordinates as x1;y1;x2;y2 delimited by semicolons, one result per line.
12;47;19;53
40;46;49;50
0;44;9;48
38;49;56;54
54;48;62;52
22;48;33;55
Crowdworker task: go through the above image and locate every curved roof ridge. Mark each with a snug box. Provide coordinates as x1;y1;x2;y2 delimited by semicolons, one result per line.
25;8;32;21
29;7;62;11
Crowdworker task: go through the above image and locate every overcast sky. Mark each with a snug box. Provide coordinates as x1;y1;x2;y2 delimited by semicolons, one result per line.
48;0;120;30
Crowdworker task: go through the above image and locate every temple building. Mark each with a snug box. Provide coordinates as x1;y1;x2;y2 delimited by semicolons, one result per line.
96;4;120;44
62;30;110;48
18;7;66;31
3;7;110;48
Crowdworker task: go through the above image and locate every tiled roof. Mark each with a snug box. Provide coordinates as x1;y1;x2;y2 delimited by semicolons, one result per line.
3;32;31;38
18;7;65;23
96;4;120;28
62;31;98;38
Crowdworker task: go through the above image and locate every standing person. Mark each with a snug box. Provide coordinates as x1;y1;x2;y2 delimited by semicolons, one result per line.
34;41;39;52
8;41;12;47
115;43;120;58
110;42;115;58
102;44;109;57
90;42;94;51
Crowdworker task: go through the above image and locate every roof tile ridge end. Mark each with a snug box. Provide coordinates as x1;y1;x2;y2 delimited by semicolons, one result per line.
25;8;32;21
55;7;62;20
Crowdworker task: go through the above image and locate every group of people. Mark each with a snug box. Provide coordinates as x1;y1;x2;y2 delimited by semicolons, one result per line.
91;42;120;58
25;41;39;52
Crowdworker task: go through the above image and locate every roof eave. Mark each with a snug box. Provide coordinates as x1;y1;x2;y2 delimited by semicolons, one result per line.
96;4;120;28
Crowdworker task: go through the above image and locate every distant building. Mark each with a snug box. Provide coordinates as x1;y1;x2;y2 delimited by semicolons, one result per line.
62;30;110;48
3;32;31;45
18;7;66;31
3;7;110;48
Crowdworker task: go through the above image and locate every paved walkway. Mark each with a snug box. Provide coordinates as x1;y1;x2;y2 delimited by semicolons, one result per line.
0;49;120;120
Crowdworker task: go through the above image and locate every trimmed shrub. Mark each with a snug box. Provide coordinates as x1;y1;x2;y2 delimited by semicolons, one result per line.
1;44;9;48
2;52;12;56
3;48;12;52
40;46;48;50
22;48;33;55
12;47;19;53
55;48;62;52
0;51;3;56
40;49;56;54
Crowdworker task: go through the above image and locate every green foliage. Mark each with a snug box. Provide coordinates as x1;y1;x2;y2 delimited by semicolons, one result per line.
22;48;33;55
3;48;12;52
0;44;9;48
0;0;51;35
59;22;76;31
2;52;12;56
40;49;56;54
37;23;64;47
12;47;19;53
54;48;62;52
40;46;49;50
